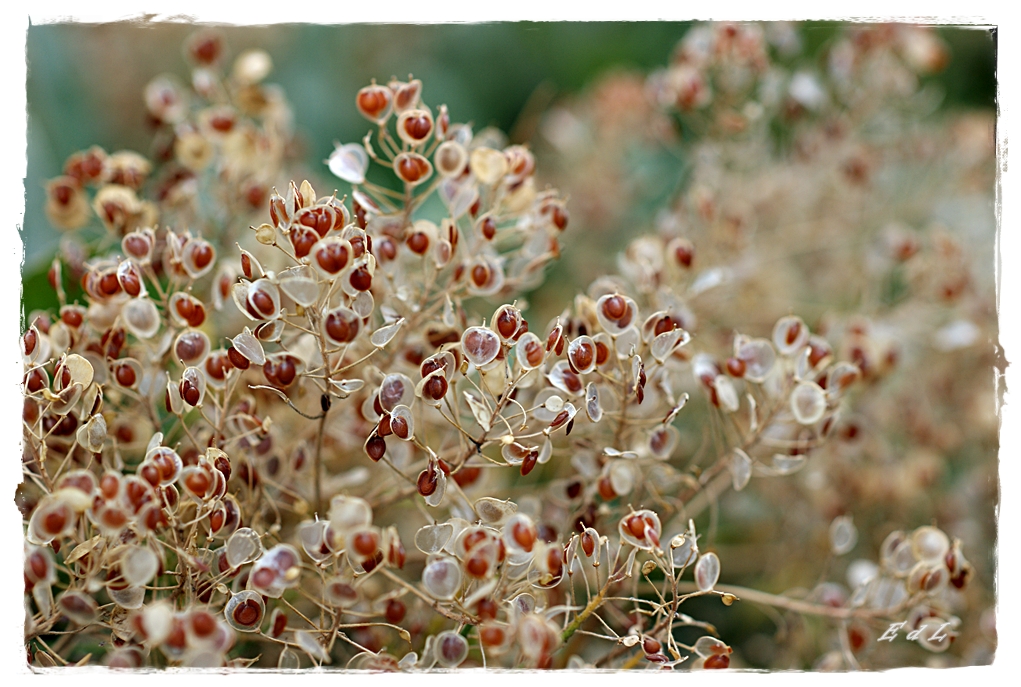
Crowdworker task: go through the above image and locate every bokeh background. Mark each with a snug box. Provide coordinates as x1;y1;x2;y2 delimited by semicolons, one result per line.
23;22;994;315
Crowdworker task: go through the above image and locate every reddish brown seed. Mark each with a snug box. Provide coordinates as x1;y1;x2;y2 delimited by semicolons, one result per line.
241;253;254;279
205;353;230;381
674;241;694;268
115;364;137;387
471;264;489;288
480;625;505;647
250;289;274;318
184;469;211;496
291;227;318;259
99;272;121;296
139;464;160;487
376;237;397;261
43;509;68;535
352;531;379;557
452;465;480;487
725;357;746;377
366;435;386;462
512;522;536;552
180;379;201;406
407;232;429;255
190;243;213;270
385;599;406;625
479;216;497;240
466;553;489;578
643;637;662;655
349;266;372;291
232;599;261;627
808;341;830;368
326;311;358;343
390;415;409;439
603;295;626;320
26;369;46;393
581;531;596;557
227;347;250;370
61;309;83;328
521;450;539;476
627;515;647;539
551;205;568;231
786;320;802;346
524;340;544;367
423;375;448;401
496;309;519;339
271;611;287;638
704;654;730;669
653;316;676;336
403;114;432;141
357;86;391;120
395;154;430;183
417;467;439;496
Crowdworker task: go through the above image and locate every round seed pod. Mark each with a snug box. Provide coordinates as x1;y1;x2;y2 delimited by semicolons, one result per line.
461;326;501;368
224;591;265;632
421;555;461;600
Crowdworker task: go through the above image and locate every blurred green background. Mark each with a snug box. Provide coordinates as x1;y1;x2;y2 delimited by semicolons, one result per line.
22;22;995;316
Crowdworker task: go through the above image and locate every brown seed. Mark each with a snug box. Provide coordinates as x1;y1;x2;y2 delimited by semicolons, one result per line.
603;295;626;320
417;467;439;496
725;357;746;377
407;232;430;255
366;435;386;462
349;267;372;291
115;363;137;387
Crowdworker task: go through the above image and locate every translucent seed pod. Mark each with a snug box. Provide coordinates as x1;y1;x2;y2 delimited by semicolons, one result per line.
322;306;360;346
388;405;415;441
651;327;691;362
595;294;638;336
434;140;468;177
791;381;826;424
503;513;538;554
733;337;776;383
773;315;809;356
567;335;597;374
226;527;264;568
671;532;699;570
27;494;75;545
312;236;351;278
422;555;462;600
323;577;359;608
461;326;501;367
378;373;414;412
109;585;146;610
174;329;211;367
713;375;740;412
830;515;858;555
619;509;662;550
278;268;319;307
469;147;509;185
515;332;545;370
245;278;282;320
547;361;584;396
356;83;393;124
729;448;753;491
585;382;603;423
393;152;433;186
58;591;99;625
912;526;950;564
415;523;454;555
397;108;434;146
434;630;469;668
328;142;368;185
122;545;159;586
371;318;405;348
179;366;207;407
182;238;216;279
647;424;679;460
694;552;721;591
328;495;373;537
121;297;162;340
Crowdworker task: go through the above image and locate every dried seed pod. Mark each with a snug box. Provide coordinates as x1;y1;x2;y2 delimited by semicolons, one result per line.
461;326;501;368
773;315;809;356
435;140;468;177
397;108;434;146
356;83;393;124
122;297;161;339
516;332;546;370
567;336;597;374
694;552;721;591
595;293;638;336
323;306;360;346
328;142;368;185
470;147;509;185
435;630;469;668
245;278;282;320
619;509;662;550
224;590;265;632
174;329;211;367
421;555;462;600
790;381;826;424
394;152;433;186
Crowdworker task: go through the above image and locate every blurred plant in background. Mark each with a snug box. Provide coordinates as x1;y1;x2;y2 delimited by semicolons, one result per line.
20;22;996;670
